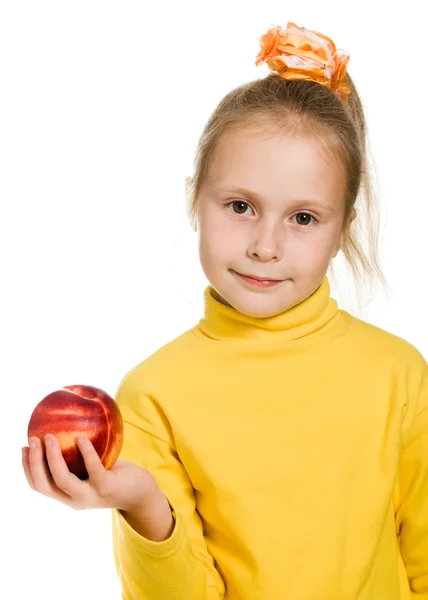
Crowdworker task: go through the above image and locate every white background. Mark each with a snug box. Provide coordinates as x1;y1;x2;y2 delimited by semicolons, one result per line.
1;1;427;598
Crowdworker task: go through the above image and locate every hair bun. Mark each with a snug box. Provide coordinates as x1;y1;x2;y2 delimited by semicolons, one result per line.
255;21;352;102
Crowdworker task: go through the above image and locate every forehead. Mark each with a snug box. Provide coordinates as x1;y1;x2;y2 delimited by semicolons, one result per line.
206;126;346;203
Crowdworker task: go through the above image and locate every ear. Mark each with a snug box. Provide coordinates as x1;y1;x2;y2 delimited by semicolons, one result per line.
333;207;357;257
185;176;192;196
185;177;197;232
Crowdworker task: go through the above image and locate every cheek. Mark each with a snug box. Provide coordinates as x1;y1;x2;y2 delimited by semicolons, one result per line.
198;225;240;274
200;229;232;264
301;226;339;252
200;212;239;252
286;230;336;272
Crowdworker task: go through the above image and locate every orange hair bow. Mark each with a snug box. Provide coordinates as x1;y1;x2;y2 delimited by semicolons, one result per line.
255;21;352;102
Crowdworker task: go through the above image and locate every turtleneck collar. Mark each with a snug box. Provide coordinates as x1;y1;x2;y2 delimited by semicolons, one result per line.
197;276;341;343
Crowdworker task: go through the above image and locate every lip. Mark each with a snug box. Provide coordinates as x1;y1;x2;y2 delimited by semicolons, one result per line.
232;270;284;288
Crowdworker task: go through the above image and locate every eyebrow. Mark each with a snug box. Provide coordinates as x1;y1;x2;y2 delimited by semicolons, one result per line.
214;186;337;214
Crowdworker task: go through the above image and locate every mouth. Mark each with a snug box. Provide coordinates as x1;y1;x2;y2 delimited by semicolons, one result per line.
232;270;284;288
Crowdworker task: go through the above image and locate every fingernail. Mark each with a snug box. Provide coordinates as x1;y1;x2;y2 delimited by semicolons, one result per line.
45;435;54;446
29;438;37;449
77;436;86;445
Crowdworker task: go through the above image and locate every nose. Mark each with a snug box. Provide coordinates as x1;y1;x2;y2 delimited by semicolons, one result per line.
247;223;283;262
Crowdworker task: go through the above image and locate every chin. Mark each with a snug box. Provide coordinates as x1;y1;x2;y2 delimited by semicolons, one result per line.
229;293;291;318
243;304;288;318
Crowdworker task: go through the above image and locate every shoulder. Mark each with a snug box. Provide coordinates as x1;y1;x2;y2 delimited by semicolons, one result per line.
348;312;426;372
115;327;198;393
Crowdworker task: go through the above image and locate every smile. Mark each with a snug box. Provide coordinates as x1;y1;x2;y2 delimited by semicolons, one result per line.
232;271;284;288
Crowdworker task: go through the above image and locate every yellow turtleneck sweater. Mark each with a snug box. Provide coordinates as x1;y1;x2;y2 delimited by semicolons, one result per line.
111;277;428;599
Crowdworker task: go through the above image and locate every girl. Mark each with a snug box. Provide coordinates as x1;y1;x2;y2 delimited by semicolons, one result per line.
22;21;428;599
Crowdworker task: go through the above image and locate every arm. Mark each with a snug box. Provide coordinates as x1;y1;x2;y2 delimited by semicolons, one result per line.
121;484;175;542
111;376;226;600
394;360;428;597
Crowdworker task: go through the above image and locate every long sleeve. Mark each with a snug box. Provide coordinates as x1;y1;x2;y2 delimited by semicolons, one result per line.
111;375;226;600
394;363;428;597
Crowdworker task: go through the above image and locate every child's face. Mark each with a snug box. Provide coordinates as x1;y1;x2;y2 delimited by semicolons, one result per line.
195;126;348;318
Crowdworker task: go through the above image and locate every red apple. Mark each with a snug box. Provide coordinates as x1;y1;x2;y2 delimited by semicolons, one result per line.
27;385;124;480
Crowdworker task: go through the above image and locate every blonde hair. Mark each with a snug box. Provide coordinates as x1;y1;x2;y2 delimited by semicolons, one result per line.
186;73;391;309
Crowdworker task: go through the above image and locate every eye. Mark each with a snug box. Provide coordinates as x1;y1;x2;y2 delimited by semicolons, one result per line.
293;212;318;227
227;202;318;227
227;200;253;215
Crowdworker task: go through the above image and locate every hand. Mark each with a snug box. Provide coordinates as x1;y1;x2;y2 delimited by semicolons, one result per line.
22;434;160;512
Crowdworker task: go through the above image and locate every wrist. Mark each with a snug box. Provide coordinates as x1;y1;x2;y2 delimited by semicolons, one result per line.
121;482;162;516
121;486;175;542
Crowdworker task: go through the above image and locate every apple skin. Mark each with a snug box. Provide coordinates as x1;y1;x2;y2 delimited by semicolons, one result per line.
27;385;124;480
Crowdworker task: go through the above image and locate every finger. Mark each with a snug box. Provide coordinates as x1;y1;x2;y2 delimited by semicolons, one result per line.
28;436;70;500
28;436;69;501
43;434;83;498
28;436;56;493
22;447;36;490
76;437;109;493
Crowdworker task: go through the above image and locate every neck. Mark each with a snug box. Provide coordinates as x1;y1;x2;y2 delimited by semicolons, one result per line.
197;276;344;343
